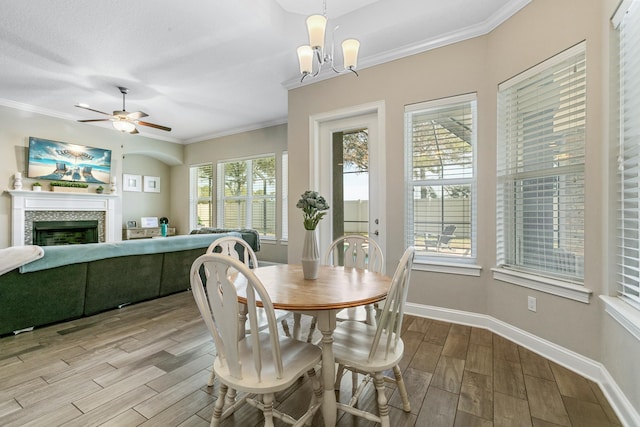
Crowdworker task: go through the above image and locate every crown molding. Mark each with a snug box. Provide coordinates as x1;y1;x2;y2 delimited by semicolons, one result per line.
184;117;288;144
0;97;182;144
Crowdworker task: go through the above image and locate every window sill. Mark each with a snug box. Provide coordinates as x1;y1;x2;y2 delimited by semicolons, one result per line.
600;296;640;342
413;259;482;277
260;237;276;245
491;267;592;303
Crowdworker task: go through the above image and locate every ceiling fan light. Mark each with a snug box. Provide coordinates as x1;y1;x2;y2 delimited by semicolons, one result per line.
306;14;327;50
113;120;136;133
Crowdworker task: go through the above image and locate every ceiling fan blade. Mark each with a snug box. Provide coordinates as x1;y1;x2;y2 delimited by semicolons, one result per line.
78;119;112;123
75;105;113;116
130;127;140;135
126;111;148;120
136;120;172;132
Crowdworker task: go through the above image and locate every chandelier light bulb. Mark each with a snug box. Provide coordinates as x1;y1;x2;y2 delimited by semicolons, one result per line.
306;15;327;50
342;39;360;70
297;45;314;74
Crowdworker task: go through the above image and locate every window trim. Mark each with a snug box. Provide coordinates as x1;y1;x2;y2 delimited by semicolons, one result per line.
281;151;288;242
614;0;640;319
405;92;478;267
189;162;213;231
492;267;592;303
216;154;276;237
496;41;586;287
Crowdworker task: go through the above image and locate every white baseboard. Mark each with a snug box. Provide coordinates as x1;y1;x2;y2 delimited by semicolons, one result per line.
405;302;640;427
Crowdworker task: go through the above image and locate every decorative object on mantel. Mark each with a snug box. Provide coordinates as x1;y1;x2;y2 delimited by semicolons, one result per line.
14;172;22;190
50;181;89;193
296;0;360;82
297;190;330;279
110;176;117;194
32;182;42;192
96;185;104;194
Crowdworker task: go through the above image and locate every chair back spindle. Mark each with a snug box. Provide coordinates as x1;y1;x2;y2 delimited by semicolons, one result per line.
190;254;284;383
368;247;414;363
325;235;384;273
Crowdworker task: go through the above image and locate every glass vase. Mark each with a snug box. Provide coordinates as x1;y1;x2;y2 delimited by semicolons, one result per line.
301;228;320;279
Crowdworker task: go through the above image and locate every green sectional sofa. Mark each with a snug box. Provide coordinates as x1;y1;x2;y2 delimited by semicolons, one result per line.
0;231;257;336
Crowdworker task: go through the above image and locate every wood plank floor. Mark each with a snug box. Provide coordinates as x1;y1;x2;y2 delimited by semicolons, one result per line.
0;291;622;426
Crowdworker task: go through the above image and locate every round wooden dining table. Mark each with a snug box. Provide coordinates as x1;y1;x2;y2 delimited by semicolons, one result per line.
233;263;392;427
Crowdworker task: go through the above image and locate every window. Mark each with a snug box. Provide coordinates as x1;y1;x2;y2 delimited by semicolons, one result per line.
217;155;276;237
282;151;288;241
616;0;640;310
497;43;586;283
405;93;477;262
189;163;213;230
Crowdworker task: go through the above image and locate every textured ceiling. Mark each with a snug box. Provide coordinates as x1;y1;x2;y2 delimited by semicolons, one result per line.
0;0;529;144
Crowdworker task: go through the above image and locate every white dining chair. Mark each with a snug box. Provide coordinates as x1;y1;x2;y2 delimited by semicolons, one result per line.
190;253;323;427
332;246;415;427
296;235;384;344
205;236;290;388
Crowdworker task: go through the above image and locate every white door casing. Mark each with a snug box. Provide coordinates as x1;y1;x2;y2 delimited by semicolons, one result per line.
309;101;386;269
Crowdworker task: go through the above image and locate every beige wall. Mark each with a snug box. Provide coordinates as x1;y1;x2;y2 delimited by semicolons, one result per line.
0;105;182;248
121;154;173;232
288;0;639;412
176;124;288;263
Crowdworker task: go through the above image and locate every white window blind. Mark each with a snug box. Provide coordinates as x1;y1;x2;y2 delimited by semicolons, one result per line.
216;155;276;237
497;42;586;283
189;163;213;230
405;93;477;261
282;151;289;240
617;0;640;309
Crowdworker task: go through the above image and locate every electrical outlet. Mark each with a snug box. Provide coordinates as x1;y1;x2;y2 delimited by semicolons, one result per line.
527;296;537;312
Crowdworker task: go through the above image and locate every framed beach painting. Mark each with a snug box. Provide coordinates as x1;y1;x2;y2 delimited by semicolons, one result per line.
27;137;112;184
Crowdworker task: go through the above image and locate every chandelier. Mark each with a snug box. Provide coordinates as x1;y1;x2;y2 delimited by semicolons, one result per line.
296;0;360;82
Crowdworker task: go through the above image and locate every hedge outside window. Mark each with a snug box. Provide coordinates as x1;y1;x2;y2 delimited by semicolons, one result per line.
497;42;586;283
217;155;276;237
405;93;477;262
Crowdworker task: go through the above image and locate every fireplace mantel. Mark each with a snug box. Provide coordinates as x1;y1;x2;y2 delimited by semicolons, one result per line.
7;190;119;246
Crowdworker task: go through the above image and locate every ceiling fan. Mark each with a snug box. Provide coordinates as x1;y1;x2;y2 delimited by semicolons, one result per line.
75;86;171;134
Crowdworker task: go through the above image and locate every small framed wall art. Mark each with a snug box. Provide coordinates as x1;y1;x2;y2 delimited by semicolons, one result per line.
143;176;160;193
123;174;142;192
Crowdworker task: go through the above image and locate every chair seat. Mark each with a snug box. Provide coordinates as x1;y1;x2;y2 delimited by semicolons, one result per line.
332;321;404;372
214;332;322;394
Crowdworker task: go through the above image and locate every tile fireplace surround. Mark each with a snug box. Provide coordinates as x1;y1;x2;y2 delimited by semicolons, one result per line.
8;190;118;246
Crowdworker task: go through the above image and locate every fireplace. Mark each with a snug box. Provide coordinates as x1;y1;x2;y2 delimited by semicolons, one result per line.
8;190;118;246
33;220;99;246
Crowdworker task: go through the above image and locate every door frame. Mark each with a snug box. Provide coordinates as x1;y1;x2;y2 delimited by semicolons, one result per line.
309;101;386;267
